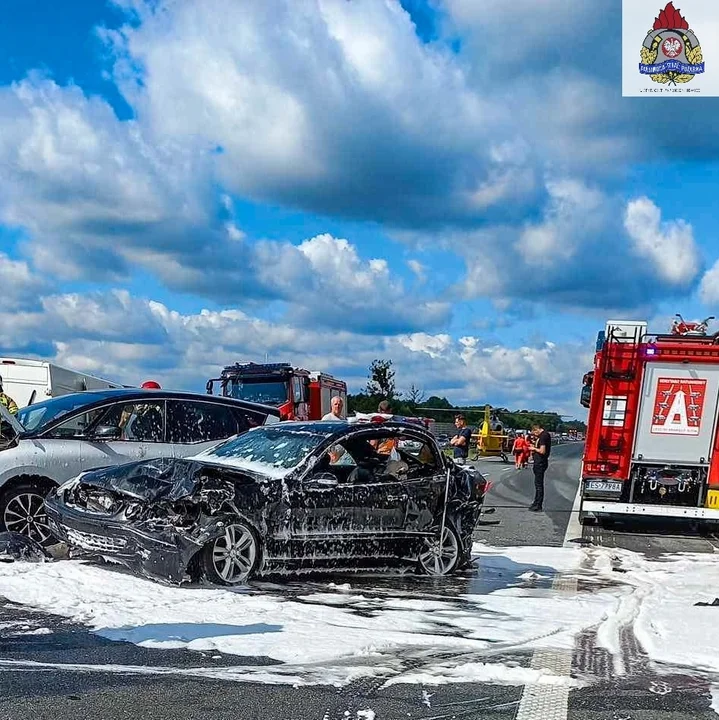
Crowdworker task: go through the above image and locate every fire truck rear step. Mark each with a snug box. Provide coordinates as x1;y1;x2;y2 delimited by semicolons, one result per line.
582;501;719;521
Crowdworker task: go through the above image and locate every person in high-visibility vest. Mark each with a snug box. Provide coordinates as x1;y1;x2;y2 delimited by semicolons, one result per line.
0;375;18;414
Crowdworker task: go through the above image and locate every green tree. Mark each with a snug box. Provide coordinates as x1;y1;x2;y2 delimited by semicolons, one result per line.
405;384;426;406
366;359;396;399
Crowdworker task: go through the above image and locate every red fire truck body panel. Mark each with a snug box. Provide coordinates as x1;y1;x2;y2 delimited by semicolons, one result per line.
207;363;347;421
580;320;719;523
307;372;347;421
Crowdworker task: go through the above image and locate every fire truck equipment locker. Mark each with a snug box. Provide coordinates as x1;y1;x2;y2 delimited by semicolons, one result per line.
633;363;719;465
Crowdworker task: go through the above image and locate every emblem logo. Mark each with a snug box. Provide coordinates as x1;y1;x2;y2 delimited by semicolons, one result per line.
639;2;705;85
650;377;707;436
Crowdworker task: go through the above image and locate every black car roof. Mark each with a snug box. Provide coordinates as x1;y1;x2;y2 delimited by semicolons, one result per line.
21;388;281;424
103;388;279;414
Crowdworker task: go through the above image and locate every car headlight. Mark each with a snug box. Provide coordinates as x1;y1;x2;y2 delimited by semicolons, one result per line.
56;476;81;497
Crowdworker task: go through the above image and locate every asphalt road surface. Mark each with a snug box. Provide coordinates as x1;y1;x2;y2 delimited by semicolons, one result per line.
1;443;718;720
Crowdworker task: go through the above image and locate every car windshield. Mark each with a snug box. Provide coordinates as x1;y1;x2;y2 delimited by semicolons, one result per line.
229;380;287;406
15;392;110;433
195;426;327;477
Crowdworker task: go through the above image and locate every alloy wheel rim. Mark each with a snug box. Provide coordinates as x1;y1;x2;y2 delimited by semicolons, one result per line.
212;524;256;583
419;526;459;575
3;492;52;545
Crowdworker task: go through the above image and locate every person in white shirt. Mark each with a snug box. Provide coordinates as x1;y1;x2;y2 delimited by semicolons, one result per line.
322;396;345;421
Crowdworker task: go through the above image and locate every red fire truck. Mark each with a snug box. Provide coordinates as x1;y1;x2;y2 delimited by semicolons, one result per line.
206;362;347;421
579;316;719;524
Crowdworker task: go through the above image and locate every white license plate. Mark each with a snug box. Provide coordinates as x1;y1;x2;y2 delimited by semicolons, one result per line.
586;480;623;493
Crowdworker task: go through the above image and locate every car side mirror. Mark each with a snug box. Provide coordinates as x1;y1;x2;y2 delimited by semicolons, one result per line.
305;473;338;489
93;425;122;440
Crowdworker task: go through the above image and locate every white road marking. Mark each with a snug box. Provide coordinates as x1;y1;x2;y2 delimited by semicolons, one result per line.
514;575;578;720
517;454;584;718
562;473;584;547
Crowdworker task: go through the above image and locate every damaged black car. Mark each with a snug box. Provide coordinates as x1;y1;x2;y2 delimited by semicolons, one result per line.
45;421;488;586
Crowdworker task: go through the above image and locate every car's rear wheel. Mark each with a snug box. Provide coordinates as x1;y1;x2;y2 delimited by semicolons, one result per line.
200;521;260;586
418;524;461;576
0;482;54;547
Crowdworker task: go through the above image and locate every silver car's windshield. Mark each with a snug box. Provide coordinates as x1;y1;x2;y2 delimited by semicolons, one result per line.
16;392;110;433
195;426;327;476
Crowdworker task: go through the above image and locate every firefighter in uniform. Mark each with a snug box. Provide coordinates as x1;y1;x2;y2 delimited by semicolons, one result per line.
0;375;18;414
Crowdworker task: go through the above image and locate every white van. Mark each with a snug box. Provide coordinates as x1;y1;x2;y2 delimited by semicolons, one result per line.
0;358;124;409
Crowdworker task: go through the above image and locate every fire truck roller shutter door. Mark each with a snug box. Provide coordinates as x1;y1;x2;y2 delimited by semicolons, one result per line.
634;363;719;465
321;387;331;417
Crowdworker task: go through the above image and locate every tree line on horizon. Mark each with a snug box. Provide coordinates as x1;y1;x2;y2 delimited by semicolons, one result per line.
346;359;586;433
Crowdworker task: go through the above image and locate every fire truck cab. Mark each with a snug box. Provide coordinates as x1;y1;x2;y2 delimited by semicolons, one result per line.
206;362;347;421
580;318;719;524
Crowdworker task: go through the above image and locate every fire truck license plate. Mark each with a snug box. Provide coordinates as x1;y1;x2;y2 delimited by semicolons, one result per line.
586;480;622;493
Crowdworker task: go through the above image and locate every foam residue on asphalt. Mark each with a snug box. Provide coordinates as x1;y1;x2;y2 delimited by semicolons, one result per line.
1;543;718;688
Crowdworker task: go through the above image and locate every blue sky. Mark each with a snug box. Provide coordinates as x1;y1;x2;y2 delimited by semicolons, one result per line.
0;0;718;418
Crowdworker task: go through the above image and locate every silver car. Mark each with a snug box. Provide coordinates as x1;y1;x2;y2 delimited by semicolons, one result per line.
0;389;280;545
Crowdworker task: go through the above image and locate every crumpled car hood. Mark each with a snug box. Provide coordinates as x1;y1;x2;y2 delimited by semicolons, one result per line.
78;458;207;503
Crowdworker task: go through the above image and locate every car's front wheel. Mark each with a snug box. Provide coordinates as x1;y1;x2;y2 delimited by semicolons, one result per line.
0;482;55;547
200;521;260;586
418;524;461;576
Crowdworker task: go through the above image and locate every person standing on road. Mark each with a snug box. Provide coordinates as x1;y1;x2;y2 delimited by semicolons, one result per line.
511;433;527;469
529;423;552;511
0;376;18;415
322;396;345;421
520;432;532;468
450;414;472;466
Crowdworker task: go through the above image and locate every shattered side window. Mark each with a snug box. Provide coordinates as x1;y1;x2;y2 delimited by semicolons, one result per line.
399;439;439;467
166;401;239;444
99;402;166;443
327;443;356;466
48;407;108;439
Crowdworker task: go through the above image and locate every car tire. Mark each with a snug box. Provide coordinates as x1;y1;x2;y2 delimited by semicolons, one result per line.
0;481;55;547
418;523;462;576
200;520;260;586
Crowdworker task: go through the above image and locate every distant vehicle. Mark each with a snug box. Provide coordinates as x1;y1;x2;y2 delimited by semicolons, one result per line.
472;405;509;463
46;421;489;585
0;357;124;409
0;389;280;545
207;362;347;421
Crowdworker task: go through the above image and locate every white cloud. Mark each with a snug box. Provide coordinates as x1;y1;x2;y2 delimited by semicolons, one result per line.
258;233;452;333
0;252;50;311
407;259;426;283
624;197;700;287
398;333;453;359
444;0;719;172
0;77;449;334
699;260;719;306
0;76;212;282
516;179;604;267
0;285;589;415
449;180;701;312
102;0;539;225
0;0;711;349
